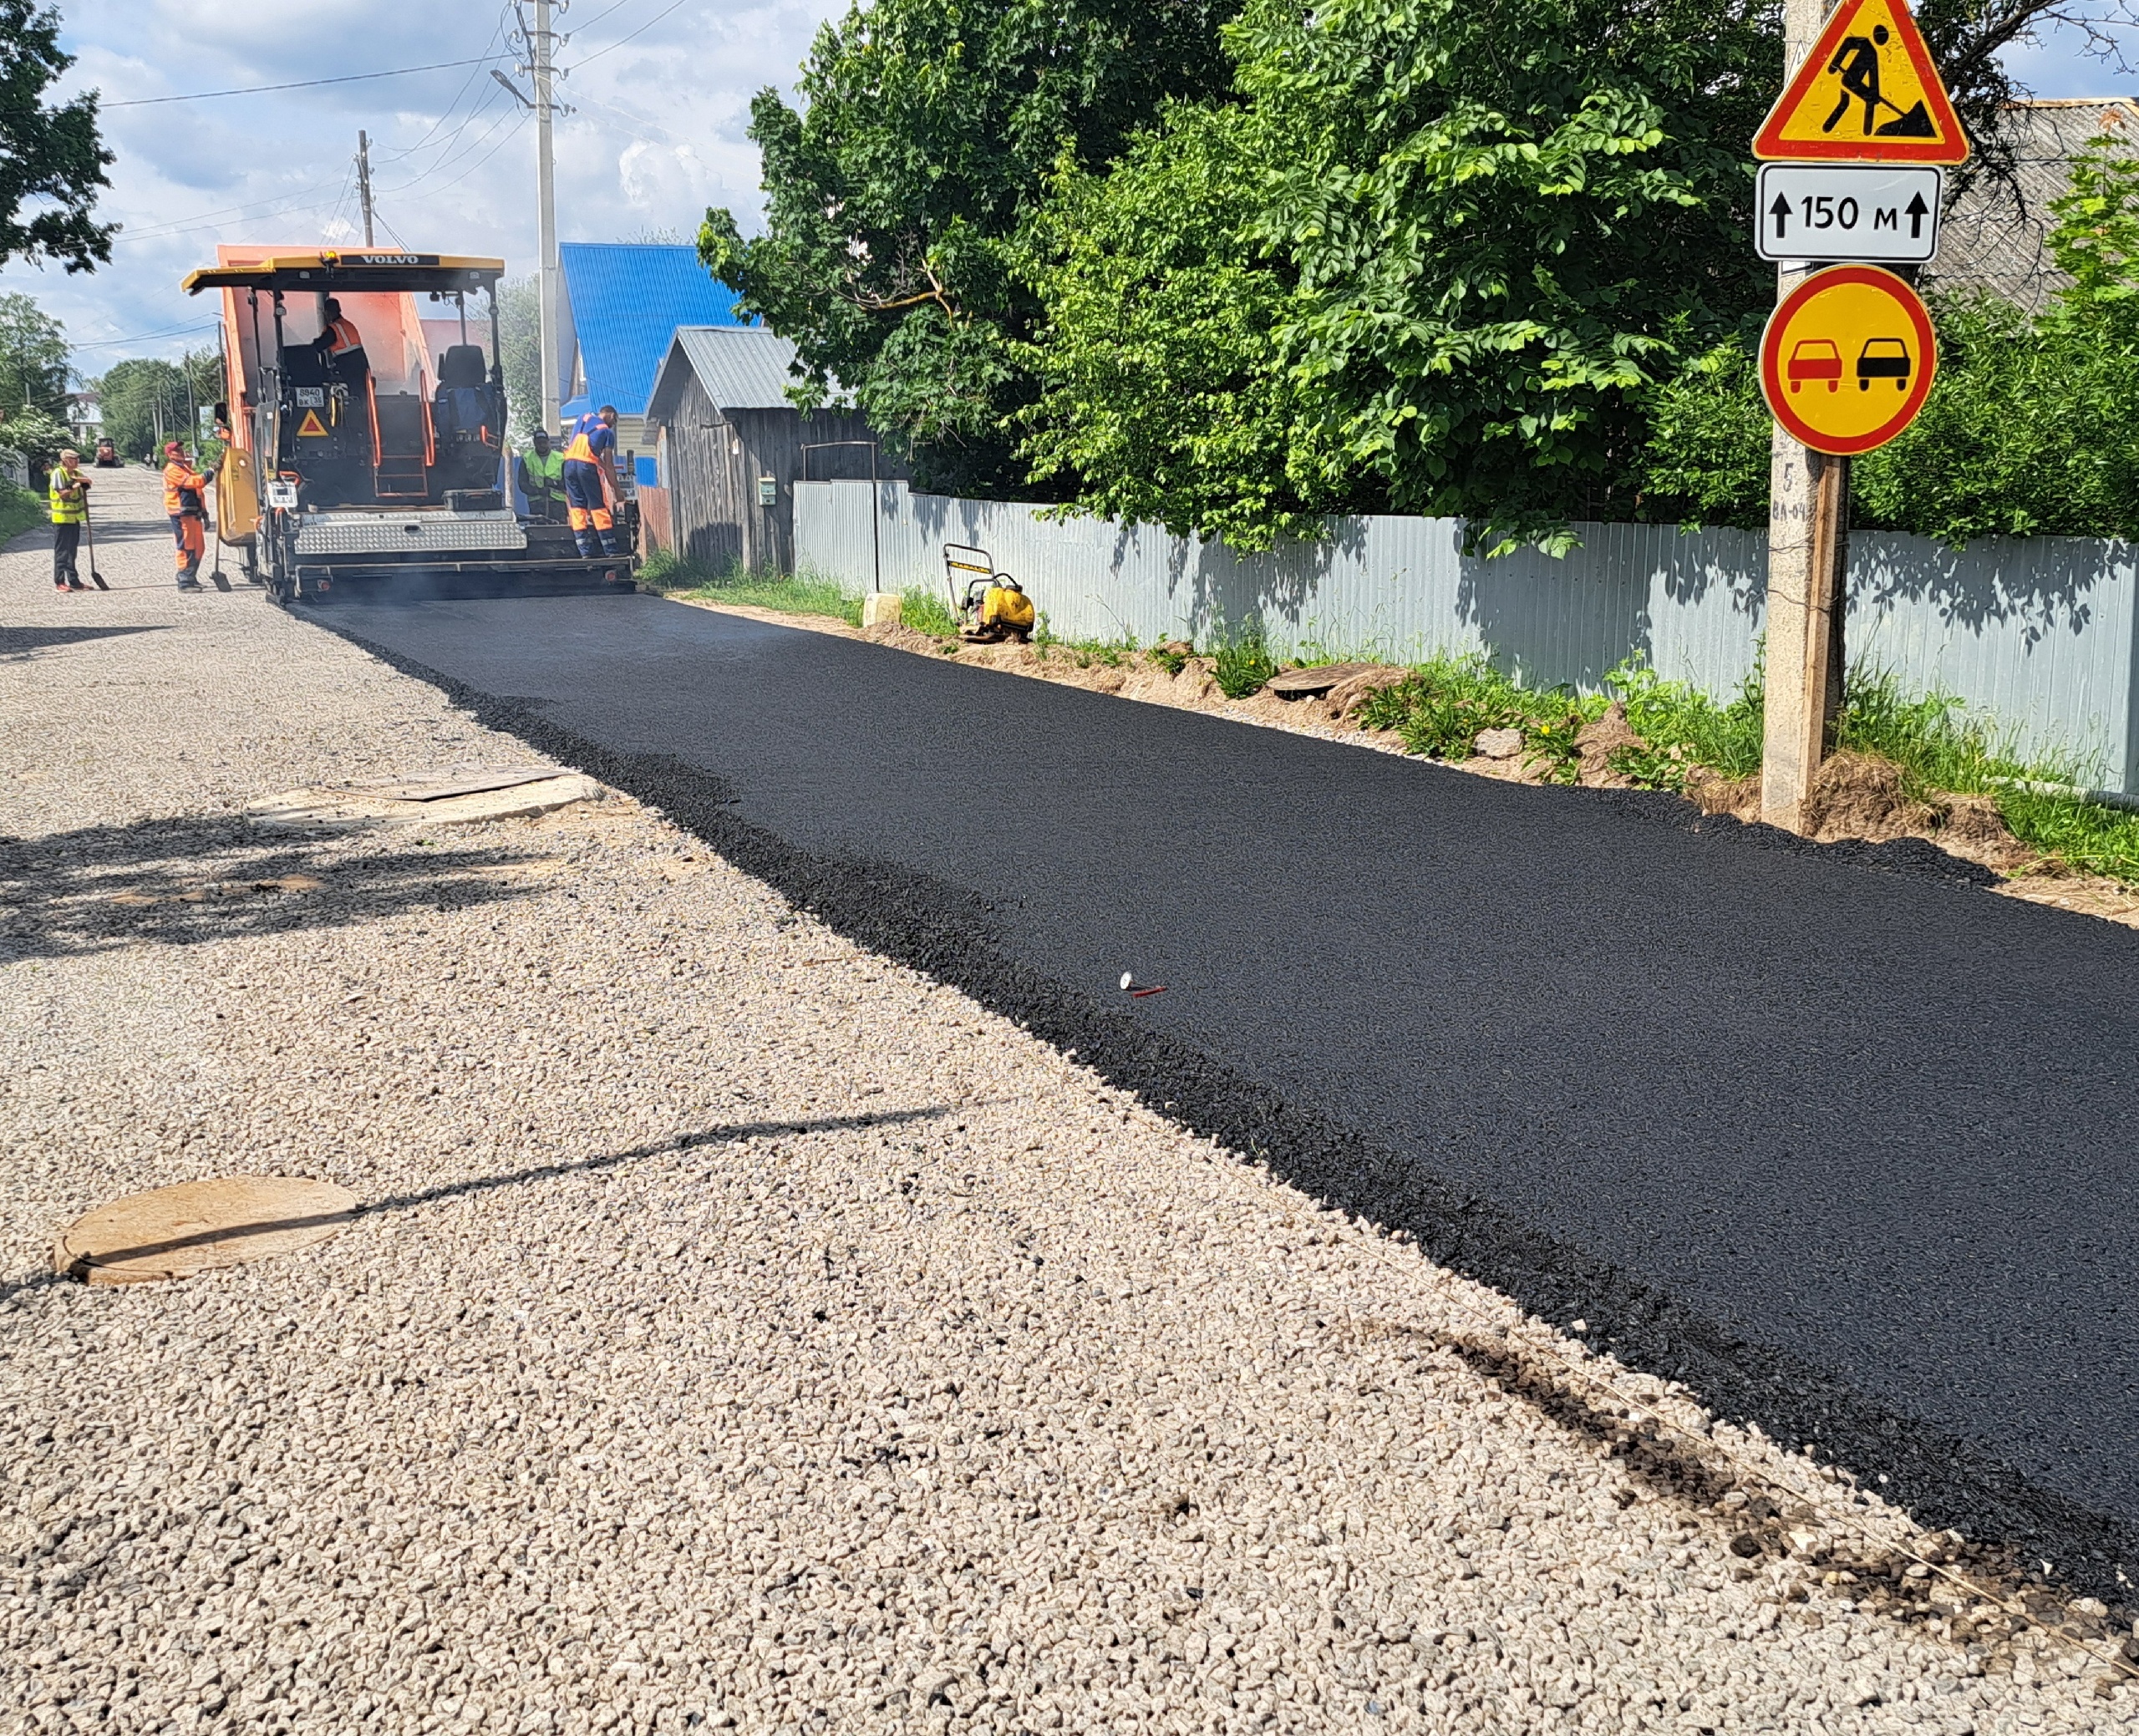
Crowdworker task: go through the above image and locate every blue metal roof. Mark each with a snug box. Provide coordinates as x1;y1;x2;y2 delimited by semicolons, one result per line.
557;243;748;418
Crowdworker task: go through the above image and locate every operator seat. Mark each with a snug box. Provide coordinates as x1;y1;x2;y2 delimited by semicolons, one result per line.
433;344;503;490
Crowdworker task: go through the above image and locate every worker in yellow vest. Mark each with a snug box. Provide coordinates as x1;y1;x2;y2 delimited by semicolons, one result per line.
48;448;89;592
515;429;567;523
162;440;211;591
561;405;621;556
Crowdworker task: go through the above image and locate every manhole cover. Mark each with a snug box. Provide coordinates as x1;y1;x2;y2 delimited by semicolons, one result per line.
53;1175;358;1286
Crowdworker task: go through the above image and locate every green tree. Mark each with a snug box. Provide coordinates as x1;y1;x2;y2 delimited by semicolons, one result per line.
699;0;1239;495
0;2;114;273
496;275;541;439
0;290;70;414
1015;108;1328;549
1019;0;1781;551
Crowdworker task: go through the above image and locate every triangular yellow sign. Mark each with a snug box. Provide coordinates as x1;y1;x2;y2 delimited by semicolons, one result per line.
1754;0;1968;165
297;409;328;437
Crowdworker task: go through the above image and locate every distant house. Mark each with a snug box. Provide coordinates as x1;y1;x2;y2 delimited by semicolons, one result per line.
1924;99;2139;312
642;325;900;573
66;389;102;444
555;243;749;482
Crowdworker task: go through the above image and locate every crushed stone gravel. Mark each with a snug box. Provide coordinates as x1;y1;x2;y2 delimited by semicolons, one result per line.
4;479;2134;1733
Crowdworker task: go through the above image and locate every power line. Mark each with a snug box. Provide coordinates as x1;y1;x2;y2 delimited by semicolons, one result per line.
69;321;222;353
569;0;691;70
103;55;511;109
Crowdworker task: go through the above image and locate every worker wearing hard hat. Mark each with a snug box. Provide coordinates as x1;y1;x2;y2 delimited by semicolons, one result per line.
163;441;211;591
516;429;567;524
560;405;621;557
313;297;368;383
48;448;89;591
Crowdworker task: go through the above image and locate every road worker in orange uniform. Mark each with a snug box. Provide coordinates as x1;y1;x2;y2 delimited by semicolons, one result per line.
162;440;211;591
561;404;621;557
312;297;368;383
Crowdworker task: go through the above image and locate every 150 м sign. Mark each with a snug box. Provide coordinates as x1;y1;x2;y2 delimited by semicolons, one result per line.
1755;164;1942;263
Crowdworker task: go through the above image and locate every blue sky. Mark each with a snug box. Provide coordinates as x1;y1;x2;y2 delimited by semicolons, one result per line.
4;0;2135;379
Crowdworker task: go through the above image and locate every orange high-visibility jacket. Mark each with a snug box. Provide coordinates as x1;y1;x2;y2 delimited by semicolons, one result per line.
163;461;210;515
324;316;363;355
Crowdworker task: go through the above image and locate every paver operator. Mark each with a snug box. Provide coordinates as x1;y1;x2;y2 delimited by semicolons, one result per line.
48;448;89;592
516;428;567;523
313;297;369;384
561;404;622;558
162;441;211;591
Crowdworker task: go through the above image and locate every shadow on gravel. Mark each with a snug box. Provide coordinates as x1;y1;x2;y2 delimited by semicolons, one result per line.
0;815;555;960
0;624;171;662
15;1111;951;1291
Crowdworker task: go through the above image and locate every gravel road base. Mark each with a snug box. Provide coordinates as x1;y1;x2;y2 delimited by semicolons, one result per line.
5;479;2134;1733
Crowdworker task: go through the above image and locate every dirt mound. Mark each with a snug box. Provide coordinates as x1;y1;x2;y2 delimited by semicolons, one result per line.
1573;701;1644;785
864;623;953;657
1801;751;1938;843
1935;792;2036;871
1320;665;1410;721
1687;768;1760;823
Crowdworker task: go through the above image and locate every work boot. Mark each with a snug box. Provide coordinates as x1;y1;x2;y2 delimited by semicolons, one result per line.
176;564;203;591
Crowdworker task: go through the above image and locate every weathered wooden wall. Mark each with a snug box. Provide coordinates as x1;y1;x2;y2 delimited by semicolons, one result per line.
651;376;892;574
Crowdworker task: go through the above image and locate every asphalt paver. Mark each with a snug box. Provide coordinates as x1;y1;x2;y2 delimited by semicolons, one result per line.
327;591;2139;1588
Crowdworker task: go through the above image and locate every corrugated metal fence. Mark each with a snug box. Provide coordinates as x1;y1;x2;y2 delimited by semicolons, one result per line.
795;480;2139;793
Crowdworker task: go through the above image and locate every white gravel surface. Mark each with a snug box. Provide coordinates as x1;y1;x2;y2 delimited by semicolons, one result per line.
3;470;2133;1734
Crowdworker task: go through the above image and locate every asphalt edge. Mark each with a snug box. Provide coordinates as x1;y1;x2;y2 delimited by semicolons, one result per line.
313;610;2134;1608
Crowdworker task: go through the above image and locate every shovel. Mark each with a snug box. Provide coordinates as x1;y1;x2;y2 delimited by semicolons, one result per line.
208;514;231;591
79;500;109;590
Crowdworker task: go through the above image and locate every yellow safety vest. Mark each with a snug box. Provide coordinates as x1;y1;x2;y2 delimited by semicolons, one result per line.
521;447;564;496
48;466;87;525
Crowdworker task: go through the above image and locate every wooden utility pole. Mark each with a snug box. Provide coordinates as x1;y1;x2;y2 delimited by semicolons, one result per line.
1760;0;1850;833
356;130;376;248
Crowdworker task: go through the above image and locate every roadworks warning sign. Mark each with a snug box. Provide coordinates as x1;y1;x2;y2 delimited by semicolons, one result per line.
296;409;329;438
1753;0;1968;165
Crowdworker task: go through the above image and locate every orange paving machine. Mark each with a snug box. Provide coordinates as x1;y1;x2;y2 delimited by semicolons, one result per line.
182;247;636;603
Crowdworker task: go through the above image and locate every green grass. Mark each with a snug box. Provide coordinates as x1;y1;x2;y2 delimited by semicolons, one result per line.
1832;670;2139;880
1355;653;1603;775
900;585;959;637
639;550;864;627
0;482;44;545
1212;627;1278;699
1608;658;1766;785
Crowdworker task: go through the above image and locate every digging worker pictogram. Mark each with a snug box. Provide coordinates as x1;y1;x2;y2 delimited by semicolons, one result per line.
48;447;89;593
561;404;622;558
162;440;211;591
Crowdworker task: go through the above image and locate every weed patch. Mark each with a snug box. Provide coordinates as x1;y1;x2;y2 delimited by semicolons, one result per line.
0;482;43;545
1213;629;1277;699
643;551;864;626
1355;655;1598;769
900;586;959;637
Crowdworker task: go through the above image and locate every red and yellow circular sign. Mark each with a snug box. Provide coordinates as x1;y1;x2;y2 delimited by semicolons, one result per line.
1759;264;1938;455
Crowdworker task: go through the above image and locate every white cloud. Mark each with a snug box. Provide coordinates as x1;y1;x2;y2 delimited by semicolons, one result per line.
3;0;846;373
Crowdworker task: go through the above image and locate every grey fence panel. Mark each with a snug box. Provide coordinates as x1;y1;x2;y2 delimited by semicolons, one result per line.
794;482;2139;792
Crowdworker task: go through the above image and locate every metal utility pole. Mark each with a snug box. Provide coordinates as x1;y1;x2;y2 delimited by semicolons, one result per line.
356;130;376;247
532;0;562;436
1760;0;1847;833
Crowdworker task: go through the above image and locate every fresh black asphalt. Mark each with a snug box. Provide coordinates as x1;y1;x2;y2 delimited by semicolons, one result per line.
323;591;2139;1594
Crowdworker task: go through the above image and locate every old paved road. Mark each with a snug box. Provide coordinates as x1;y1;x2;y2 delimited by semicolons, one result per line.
329;590;2139;1581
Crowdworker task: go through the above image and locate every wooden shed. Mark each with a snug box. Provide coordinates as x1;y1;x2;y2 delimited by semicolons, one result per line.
643;327;899;575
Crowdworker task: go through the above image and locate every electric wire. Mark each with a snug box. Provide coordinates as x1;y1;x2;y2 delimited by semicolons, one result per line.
567;0;691;70
69;320;222;352
101;56;513;109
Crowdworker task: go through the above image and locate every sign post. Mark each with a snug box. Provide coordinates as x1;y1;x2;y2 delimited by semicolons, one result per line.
1754;0;1965;831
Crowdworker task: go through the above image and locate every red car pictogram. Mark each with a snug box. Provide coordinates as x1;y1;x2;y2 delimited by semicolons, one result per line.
1787;338;1843;393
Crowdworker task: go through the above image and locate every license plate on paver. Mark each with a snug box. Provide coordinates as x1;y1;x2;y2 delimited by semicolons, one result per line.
267;481;298;509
